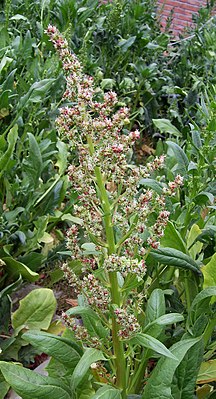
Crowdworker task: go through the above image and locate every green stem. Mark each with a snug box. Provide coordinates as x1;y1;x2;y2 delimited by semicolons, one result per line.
87;135;127;397
128;349;150;394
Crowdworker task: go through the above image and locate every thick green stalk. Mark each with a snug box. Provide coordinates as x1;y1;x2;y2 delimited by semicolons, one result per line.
87;136;127;397
128;349;150;394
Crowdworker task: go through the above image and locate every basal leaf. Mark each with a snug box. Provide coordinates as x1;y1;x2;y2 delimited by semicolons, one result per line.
172;339;203;399
0;362;71;399
22;331;81;370
142;337;201;399
12;288;57;334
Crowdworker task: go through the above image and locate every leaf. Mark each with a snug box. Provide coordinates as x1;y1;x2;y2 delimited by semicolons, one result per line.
22;331;81;369
150;247;201;275
12;288;57;334
172;339;203;399
191;130;202;149
153;119;182;137
130;333;177;359
188;287;216;326
71;348;106;390
23;133;42;188
145;289;165;325
144;313;184;337
118;36;136;52
0;362;71;399
160;222;187;254
56;140;68;175
0;125;18;178
167;141;189;175
187;224;203;260
18;79;55;109
202;253;216;289
142;337;201;399
92;385;121;399
197;360;216;384
138;178;163;194
2;257;39;281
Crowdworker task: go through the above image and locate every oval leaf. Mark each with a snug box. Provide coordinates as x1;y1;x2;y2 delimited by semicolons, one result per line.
22;331;81;370
12;288;57;334
0;362;71;399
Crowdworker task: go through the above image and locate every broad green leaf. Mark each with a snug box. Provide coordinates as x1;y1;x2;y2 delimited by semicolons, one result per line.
2;257;39;281
202;253;216;289
118;36;136;51
187;224;203;260
23;133;42;188
191;130;202;149
18;79;55;109
142;337;201;399
56;140;68;175
130;333;177;359
160;222;187;254
22;331;81;369
172;339;203;399
145;289;165;325
0;362;71;399
167;141;189;175
153;119;181;137
12;288;57;334
139;178;163;194
0;125;18;178
92;385;121;399
71;348;106;390
188;287;216;326
150;247;201;275
197;360;216;384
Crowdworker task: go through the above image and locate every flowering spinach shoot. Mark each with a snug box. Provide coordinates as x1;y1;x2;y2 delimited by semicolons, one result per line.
46;25;183;397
